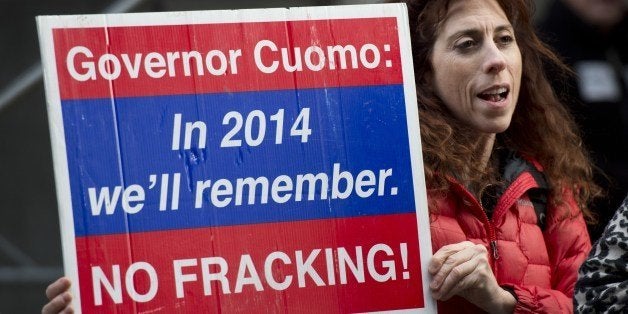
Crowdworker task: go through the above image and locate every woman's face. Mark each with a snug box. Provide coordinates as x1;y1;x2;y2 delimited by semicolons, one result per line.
431;0;522;134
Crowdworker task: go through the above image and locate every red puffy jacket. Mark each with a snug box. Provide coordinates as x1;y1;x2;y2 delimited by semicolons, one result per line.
429;160;591;313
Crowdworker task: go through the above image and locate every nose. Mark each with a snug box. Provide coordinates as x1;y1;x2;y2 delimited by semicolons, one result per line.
482;42;507;74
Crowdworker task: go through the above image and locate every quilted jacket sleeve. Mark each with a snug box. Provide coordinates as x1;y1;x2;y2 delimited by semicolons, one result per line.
506;192;592;313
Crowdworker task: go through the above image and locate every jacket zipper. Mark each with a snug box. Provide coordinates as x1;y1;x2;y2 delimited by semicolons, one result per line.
482;206;499;262
446;163;542;268
484;172;541;262
489;233;499;260
452;182;500;265
478;190;499;261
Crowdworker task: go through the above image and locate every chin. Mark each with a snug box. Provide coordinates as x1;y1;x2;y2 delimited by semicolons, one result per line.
478;121;511;134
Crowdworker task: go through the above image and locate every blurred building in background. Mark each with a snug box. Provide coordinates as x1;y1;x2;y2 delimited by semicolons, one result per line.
0;0;550;312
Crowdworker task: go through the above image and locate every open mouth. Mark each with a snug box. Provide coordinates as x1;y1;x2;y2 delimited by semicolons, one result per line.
478;87;509;102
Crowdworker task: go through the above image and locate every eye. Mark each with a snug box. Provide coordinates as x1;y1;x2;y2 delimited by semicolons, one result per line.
454;38;478;52
496;34;515;47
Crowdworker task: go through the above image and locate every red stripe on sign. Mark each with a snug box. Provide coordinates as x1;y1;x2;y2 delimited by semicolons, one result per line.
53;18;402;100
75;213;424;313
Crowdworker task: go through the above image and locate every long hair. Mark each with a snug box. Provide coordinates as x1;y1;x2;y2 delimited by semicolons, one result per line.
399;0;600;221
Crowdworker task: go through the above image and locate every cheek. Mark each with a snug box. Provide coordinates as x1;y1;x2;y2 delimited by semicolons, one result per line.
433;65;463;99
430;53;472;112
431;53;458;88
509;64;522;90
433;73;460;111
509;49;523;79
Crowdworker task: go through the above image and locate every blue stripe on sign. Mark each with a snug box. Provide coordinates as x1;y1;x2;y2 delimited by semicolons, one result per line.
62;85;417;236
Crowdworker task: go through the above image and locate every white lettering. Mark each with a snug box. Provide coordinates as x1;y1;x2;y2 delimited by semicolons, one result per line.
144;52;167;78
367;244;396;282
125;262;158;302
211;179;232;208
304;46;325;71
235;255;263;293
88;186;122;216
121;184;144;214
235;177;269;206
97;54;122;80
296;249;324;287
182;51;203;76
332;163;354;199
92;262;157;305
168;243;406;297
295;172;328;201
174;259;198;298
360;44;380;69
264;252;292;290
192;164;395;209
120;53;142;79
166;52;180;77
338;246;365;284
66;46;96;81
355;170;376;198
254;40;279;74
271;175;293;204
252;40;384;74
65;46;242;81
92;265;122;305
201;257;230;295
205;50;228;76
88;185;145;215
327;45;358;70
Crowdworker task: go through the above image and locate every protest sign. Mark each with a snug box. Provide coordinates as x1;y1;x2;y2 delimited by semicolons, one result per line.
37;4;434;313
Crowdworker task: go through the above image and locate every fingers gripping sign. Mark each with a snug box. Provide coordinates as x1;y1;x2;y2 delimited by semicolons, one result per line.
428;241;516;313
43;277;73;314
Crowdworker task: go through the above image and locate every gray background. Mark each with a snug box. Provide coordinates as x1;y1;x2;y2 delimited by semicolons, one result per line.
0;0;550;312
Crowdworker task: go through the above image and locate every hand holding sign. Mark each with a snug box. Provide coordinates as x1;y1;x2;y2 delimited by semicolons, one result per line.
42;277;72;314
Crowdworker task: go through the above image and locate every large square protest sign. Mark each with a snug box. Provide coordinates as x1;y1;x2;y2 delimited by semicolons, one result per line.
37;4;434;313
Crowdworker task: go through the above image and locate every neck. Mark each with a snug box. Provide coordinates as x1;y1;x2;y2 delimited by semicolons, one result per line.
479;133;496;171
458;132;497;195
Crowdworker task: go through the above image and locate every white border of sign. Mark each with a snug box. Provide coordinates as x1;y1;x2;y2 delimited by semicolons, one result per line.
37;4;435;313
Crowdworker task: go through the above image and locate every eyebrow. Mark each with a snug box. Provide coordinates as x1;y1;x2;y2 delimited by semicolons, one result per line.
446;24;514;42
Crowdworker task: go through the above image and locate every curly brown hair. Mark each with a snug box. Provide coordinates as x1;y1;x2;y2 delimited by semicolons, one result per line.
396;0;600;221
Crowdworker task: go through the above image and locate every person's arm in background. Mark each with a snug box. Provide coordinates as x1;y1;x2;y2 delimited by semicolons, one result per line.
574;195;628;313
41;277;73;314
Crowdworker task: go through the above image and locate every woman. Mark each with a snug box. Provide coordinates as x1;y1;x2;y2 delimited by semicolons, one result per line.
43;0;599;313
401;0;599;312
